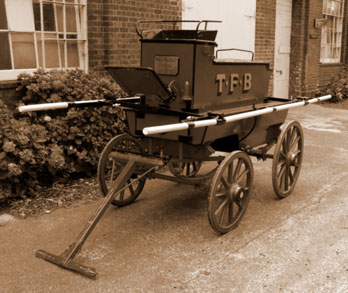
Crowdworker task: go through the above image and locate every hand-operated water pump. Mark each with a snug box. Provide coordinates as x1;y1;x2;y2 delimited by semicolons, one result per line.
18;20;332;278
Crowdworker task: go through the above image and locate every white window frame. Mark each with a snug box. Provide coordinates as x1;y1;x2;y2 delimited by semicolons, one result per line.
0;0;88;81
320;0;345;63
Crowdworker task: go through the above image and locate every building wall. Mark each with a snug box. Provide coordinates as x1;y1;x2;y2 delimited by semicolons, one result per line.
255;0;277;95
182;0;256;59
88;0;182;71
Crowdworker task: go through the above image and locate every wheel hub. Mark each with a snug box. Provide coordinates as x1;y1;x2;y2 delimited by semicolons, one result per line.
286;152;297;166
228;183;243;202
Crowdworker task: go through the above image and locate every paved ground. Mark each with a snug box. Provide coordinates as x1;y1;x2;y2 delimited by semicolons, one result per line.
1;104;347;292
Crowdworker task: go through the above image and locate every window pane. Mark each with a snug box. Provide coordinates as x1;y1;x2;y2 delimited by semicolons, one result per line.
43;3;55;31
5;0;35;31
45;41;59;68
0;0;8;29
56;4;64;33
0;32;12;69
59;41;66;67
12;33;36;69
67;34;77;39
67;41;79;67
33;2;41;31
37;40;43;67
66;6;77;32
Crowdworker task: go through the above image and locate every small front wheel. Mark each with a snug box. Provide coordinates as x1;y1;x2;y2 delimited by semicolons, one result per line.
97;134;146;206
272;120;304;199
208;151;254;234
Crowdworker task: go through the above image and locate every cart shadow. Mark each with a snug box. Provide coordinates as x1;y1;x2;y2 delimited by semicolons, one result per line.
108;182;208;229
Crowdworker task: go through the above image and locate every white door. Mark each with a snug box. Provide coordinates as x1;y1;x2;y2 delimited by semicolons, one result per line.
273;0;292;98
182;0;256;60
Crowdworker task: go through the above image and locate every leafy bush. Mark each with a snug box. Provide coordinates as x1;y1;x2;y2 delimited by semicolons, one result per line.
0;69;125;200
320;69;348;102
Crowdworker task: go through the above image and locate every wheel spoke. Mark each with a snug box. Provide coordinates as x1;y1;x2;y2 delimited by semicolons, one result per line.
186;162;190;176
228;202;234;224
194;162;199;172
119;190;125;201
220;176;230;190
293;149;301;157
233;159;242;181
280;151;286;160
215;191;226;197
284;167;289;191
128;180;135;196
236;168;249;184
215;198;228;217
277;159;286;169
228;163;234;183
279;165;287;190
290;134;300;151
289;127;296;146
108;160;116;189
235;198;243;210
286;127;292;151
278;163;287;178
219;204;228;227
282;138;288;154
288;167;294;184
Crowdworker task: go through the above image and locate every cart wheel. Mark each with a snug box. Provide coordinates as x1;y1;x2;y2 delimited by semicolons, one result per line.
272;120;304;199
168;159;202;178
208;151;254;234
97;134;146;206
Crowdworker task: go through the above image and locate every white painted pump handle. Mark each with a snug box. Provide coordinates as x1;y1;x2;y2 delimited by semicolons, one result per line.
142;95;332;136
18;102;69;113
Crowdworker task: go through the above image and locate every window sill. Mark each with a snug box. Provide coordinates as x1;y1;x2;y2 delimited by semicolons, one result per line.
319;62;345;67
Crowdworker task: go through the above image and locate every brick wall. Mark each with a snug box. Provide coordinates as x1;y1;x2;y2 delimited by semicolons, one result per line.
289;0;307;98
255;0;276;95
87;0;104;70
88;0;182;71
290;0;327;97
290;0;348;97
302;0;323;96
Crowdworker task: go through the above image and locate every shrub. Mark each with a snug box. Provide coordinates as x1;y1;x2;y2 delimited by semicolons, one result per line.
0;69;126;200
320;70;348;102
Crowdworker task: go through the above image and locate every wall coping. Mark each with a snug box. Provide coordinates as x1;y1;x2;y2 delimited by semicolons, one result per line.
0;80;20;90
